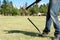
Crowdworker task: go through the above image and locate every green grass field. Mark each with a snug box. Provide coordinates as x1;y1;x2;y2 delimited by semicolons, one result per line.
0;16;60;40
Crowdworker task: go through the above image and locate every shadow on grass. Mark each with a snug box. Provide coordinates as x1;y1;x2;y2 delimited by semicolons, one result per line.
4;30;38;37
4;30;53;40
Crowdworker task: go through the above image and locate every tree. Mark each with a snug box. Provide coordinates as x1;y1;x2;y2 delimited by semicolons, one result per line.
24;2;28;16
0;0;1;14
20;2;28;16
1;0;17;16
6;1;13;16
1;0;8;15
28;4;39;16
39;4;48;15
12;8;19;16
25;2;28;8
0;0;1;8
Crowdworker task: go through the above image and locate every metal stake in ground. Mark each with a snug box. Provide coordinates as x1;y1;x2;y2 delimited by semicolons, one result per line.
27;18;41;33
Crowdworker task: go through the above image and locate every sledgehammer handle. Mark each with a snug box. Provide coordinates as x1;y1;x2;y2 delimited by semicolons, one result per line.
27;18;41;33
26;0;41;10
26;1;36;10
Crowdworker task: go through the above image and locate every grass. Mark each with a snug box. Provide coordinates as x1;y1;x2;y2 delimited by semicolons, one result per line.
0;16;60;40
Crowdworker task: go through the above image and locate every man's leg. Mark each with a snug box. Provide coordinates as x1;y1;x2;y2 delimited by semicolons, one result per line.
43;8;52;34
40;13;52;36
50;0;60;36
43;0;52;34
40;0;60;37
38;1;52;36
50;0;60;40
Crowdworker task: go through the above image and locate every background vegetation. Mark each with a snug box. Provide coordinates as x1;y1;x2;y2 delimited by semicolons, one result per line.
0;0;60;16
0;0;58;16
